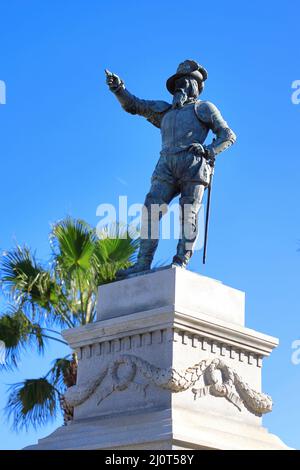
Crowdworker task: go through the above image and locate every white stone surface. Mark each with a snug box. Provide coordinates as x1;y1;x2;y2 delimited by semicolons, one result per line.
97;267;245;326
25;408;289;450
25;267;291;450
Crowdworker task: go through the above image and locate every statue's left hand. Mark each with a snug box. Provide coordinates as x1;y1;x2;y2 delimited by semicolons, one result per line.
189;143;205;157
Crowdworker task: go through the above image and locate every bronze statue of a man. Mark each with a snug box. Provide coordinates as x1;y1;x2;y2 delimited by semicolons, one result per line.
105;60;236;276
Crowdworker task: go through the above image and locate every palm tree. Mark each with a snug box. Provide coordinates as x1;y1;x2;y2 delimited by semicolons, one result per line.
0;217;138;431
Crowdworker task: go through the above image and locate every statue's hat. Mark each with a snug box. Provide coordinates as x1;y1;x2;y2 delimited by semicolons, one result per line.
166;59;208;95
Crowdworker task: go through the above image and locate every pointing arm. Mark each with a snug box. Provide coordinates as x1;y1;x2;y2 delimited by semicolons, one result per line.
105;70;170;128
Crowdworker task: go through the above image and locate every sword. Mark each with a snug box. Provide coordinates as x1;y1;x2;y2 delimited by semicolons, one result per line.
202;162;215;264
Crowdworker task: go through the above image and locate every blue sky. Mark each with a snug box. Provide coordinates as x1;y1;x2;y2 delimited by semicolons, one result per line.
0;0;299;449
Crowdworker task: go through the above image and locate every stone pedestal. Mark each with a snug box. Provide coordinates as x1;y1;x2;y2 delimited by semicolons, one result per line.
26;267;290;450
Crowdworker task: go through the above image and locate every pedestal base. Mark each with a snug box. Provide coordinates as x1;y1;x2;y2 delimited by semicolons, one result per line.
25;408;288;450
25;268;290;450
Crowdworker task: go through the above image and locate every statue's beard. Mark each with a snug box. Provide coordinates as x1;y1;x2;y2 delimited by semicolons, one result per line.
172;88;188;109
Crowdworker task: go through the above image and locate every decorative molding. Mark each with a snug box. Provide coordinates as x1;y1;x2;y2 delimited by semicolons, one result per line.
65;355;272;416
78;328;263;368
62;307;278;358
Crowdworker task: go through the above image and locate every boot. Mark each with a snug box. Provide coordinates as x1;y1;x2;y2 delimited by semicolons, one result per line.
116;260;151;278
172;251;192;268
116;239;158;278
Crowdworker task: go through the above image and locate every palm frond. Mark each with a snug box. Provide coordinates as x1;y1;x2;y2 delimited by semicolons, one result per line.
94;261;129;284
0;308;46;370
51;217;95;274
48;355;77;392
92;226;138;284
0;246;56;311
5;378;59;431
1;246;41;288
94;225;138;262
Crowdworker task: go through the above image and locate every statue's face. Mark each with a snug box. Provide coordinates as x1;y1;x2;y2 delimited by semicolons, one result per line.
174;76;199;98
172;76;200;109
